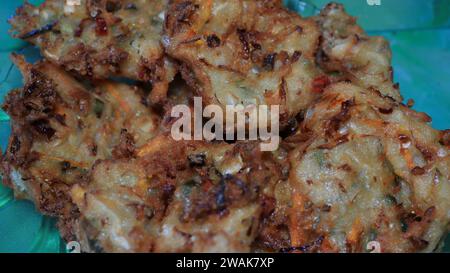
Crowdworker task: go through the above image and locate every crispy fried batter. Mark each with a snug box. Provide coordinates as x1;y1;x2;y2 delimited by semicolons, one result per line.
1;56;161;225
70;137;286;252
9;0;175;103
286;82;449;252
316;3;402;102
164;0;326;124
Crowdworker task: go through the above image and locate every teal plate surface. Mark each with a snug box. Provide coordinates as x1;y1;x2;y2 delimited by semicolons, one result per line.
0;0;449;252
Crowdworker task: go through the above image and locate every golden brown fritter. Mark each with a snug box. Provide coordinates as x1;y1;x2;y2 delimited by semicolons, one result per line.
9;0;175;103
285;82;449;252
316;3;402;102
70;137;287;252
164;0;326;124
1;56;161;223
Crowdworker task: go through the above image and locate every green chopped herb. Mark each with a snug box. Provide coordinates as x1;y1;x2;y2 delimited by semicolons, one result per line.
385;194;397;206
400;218;408;233
181;180;197;197
314;150;326;168
94;98;105;118
368;229;378;242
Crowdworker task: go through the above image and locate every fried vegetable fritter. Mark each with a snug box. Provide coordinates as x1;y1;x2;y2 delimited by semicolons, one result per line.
9;0;175;103
316;3;402;102
1;56;160;226
70;137;287;252
164;0;326;124
285;82;449;252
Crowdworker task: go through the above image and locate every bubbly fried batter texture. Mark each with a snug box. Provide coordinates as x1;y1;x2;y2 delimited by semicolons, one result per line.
70;137;287;252
164;0;326;124
285;82;449;252
9;0;175;103
316;3;402;102
1;56;160;232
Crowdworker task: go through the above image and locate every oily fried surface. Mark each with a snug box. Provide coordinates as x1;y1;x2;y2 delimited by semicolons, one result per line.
316;3;402;102
1;56;161;227
284;82;449;252
9;0;175;103
70;137;287;252
164;0;326;124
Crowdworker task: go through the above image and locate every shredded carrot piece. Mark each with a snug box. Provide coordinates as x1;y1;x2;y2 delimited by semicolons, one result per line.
400;148;415;169
320;237;335;252
137;135;168;157
360;118;386;129
347;218;363;245
105;83;131;114
183;29;196;40
289;192;306;247
54;105;66;116
182;0;212;40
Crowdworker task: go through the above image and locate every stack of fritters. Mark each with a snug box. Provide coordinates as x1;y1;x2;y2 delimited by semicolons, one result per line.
1;0;449;252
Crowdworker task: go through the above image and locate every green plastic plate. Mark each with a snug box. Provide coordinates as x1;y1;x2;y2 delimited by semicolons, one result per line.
0;0;449;252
